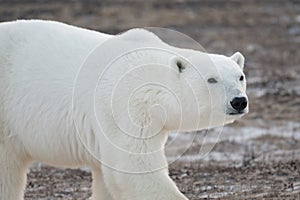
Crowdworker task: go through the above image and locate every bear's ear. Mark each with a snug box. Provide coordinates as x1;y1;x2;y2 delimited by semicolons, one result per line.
230;52;245;70
169;56;186;73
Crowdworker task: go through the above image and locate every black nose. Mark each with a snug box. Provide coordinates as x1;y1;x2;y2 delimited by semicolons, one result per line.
230;97;247;112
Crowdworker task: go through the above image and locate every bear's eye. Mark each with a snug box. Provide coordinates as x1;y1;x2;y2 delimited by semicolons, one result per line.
208;78;218;84
176;61;185;73
239;75;244;81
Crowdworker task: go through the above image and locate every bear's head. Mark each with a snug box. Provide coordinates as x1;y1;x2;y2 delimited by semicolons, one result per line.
161;50;248;132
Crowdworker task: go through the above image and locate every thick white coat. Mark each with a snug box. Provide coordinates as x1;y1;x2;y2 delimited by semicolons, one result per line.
0;20;247;200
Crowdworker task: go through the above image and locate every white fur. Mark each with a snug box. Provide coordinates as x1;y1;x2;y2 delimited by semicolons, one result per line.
0;20;247;200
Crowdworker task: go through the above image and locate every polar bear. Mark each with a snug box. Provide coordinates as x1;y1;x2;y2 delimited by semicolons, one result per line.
0;20;248;200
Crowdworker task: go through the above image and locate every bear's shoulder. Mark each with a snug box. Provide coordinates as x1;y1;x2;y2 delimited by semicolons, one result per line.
117;28;162;44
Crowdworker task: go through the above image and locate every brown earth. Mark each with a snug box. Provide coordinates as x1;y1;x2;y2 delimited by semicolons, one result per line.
0;0;299;199
25;160;300;200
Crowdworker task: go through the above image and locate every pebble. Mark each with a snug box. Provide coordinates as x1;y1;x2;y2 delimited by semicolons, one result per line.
288;26;300;36
295;15;300;23
246;44;263;54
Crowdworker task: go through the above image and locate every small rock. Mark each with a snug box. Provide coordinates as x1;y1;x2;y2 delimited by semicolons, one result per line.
295;15;300;23
246;44;262;53
288;26;300;36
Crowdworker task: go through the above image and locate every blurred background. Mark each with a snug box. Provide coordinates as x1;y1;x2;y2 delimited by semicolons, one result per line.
1;0;299;199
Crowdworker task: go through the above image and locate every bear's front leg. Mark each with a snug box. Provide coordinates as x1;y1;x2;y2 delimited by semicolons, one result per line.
101;164;188;200
91;168;114;200
0;140;30;200
97;120;188;199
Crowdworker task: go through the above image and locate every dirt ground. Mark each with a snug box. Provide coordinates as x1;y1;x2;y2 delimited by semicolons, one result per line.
0;0;299;199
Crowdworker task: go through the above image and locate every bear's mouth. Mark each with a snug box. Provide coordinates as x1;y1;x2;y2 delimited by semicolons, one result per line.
228;111;246;115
